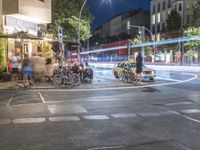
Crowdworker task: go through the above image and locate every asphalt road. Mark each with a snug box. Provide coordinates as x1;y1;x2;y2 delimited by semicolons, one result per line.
0;68;200;150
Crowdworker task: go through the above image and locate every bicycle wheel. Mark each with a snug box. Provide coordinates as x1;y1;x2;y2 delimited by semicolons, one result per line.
70;74;80;86
52;74;64;86
118;71;125;81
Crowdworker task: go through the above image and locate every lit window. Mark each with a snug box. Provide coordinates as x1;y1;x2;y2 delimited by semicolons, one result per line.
157;13;161;23
152;14;155;24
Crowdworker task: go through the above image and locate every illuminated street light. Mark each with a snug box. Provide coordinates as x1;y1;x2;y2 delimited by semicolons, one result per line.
77;0;112;62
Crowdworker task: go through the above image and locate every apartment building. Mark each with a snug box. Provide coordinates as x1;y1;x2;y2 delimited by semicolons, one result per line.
0;0;51;58
95;8;150;39
151;0;200;35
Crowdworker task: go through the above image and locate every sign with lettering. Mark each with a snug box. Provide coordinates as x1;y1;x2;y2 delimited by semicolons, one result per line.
5;16;37;32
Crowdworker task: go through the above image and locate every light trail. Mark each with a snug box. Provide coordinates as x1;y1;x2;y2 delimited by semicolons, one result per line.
81;35;200;55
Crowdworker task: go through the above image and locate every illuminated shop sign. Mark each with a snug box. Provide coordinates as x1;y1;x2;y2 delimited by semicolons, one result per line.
5;16;37;32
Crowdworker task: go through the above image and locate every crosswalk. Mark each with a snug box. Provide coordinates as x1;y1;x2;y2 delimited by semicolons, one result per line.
0;108;200;125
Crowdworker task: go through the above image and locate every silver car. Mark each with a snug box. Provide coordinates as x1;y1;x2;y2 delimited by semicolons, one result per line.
112;62;156;81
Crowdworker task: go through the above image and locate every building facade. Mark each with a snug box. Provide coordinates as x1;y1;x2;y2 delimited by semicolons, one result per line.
150;0;200;64
0;0;51;59
151;0;200;36
95;8;150;39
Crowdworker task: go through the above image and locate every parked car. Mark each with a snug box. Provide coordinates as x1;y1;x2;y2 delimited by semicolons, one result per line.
112;62;156;81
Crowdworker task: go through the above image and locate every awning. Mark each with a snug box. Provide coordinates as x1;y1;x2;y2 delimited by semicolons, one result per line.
0;31;42;40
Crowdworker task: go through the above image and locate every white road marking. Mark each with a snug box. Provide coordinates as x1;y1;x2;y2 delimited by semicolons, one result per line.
156;77;181;82
159;111;180;115
165;102;192;106
38;92;46;103
49;116;80;122
83;115;109;120
111;113;137;118
182;115;200;124
180;109;200;114
12;118;46;124
48;104;87;114
7;96;13;106
88;146;125;150
137;112;162;117
35;73;197;92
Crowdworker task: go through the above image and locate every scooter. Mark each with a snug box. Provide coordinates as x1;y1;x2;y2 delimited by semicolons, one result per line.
82;67;93;83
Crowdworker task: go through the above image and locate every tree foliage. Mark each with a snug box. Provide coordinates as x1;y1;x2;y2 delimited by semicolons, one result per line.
0;39;6;72
184;27;200;49
192;2;200;27
48;0;92;41
37;41;53;58
166;10;182;32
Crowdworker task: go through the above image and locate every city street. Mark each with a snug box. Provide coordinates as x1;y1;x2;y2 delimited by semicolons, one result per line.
0;67;200;150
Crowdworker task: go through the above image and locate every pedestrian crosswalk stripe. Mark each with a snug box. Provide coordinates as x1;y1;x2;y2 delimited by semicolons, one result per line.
49;116;80;122
12;118;46;124
111;113;137;118
83;115;109;120
180;109;200;114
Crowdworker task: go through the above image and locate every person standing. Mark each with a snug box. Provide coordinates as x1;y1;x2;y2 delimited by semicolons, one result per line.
11;51;19;81
136;52;143;85
22;54;32;87
45;58;53;82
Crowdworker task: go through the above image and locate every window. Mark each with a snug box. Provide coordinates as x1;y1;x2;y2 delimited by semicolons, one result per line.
157;3;160;12
179;4;182;11
157;13;161;23
163;1;166;10
187;15;190;24
162;23;165;31
152;14;156;24
152;25;155;34
168;0;171;8
153;5;156;14
157;24;160;33
175;4;177;11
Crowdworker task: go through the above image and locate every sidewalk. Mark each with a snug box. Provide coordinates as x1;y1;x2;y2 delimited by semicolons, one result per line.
0;81;56;90
0;81;17;90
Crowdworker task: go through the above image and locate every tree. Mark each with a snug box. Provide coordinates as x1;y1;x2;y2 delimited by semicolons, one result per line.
166;10;182;32
0;39;6;72
192;2;200;27
48;0;92;42
184;27;200;49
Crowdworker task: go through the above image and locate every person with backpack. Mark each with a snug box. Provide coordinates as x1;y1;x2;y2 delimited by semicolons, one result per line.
136;52;143;85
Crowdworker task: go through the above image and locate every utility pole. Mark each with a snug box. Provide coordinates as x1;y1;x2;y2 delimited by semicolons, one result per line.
141;26;145;64
127;40;131;62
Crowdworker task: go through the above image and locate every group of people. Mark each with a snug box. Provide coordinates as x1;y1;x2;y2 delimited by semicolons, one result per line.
9;52;54;87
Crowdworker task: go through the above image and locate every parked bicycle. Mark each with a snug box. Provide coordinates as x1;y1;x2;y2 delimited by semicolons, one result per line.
52;67;80;87
119;67;136;83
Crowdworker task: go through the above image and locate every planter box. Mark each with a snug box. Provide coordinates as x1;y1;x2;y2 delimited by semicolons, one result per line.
2;73;11;82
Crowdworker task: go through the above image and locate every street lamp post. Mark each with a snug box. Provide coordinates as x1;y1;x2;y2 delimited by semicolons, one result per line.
127;22;155;63
77;0;88;63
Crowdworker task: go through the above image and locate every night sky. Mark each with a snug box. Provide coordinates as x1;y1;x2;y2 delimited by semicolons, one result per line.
87;0;150;30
